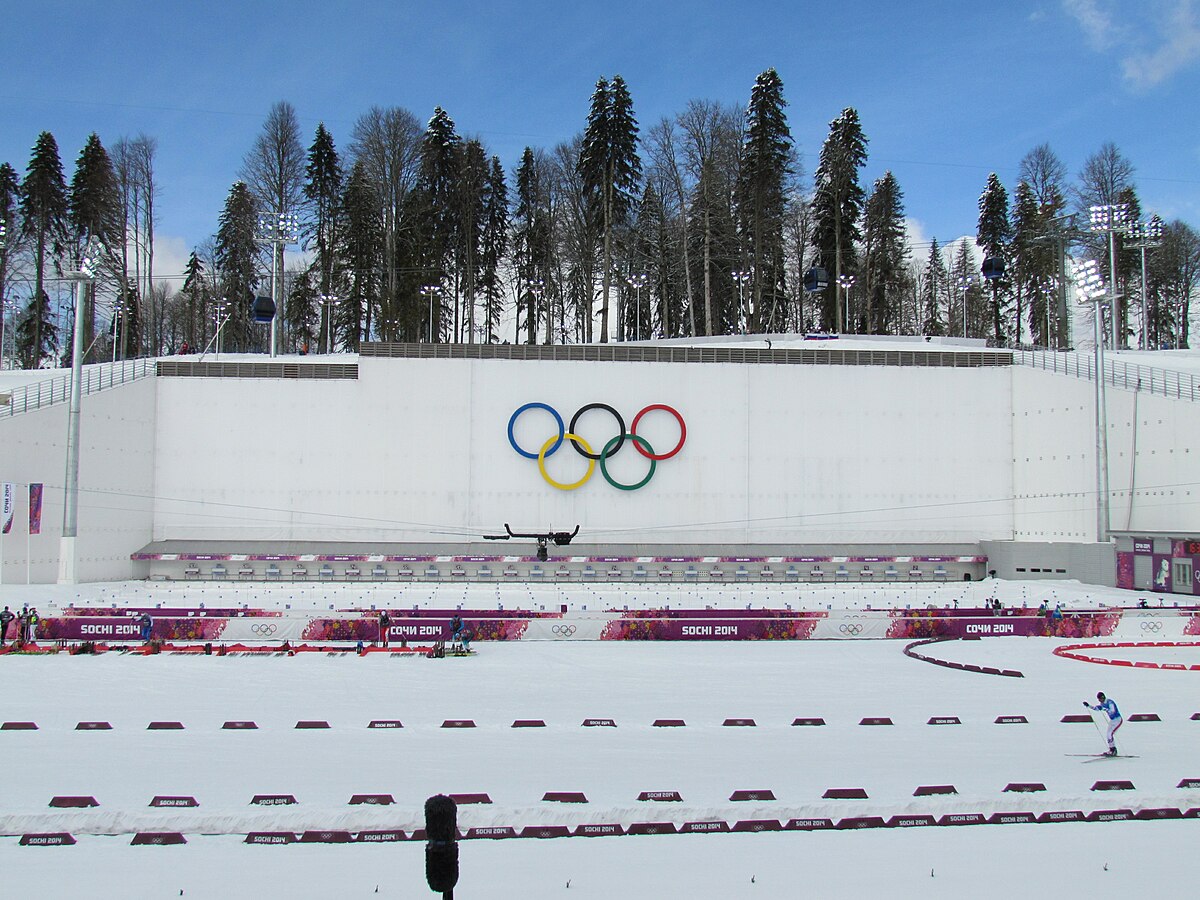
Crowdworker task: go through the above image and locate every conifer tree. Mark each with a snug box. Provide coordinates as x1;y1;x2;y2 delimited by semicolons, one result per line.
214;181;259;351
949;240;980;338
69;133;122;358
921;239;947;336
19;132;69;367
579;75;641;341
812;109;868;331
0;162;19;364
479;156;508;343
735;69;792;333
415;107;461;341
304;123;343;345
862;172;908;334
977;172;1012;345
179;250;208;348
338;161;383;347
455;139;488;341
513;148;552;343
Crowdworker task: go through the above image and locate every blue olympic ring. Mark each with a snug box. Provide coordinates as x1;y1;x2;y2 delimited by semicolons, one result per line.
508;402;565;459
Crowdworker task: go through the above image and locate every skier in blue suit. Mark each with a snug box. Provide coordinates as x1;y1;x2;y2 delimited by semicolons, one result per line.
1084;692;1122;756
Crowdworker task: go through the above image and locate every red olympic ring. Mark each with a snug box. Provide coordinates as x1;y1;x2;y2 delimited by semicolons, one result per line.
630;404;687;460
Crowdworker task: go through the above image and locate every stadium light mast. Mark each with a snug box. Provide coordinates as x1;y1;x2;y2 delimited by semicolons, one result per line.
421;284;441;343
58;241;99;584
1071;258;1111;543
626;274;648;341
1089;204;1130;350
319;294;340;353
732;270;751;335
256;211;300;358
1126;215;1163;350
836;274;855;334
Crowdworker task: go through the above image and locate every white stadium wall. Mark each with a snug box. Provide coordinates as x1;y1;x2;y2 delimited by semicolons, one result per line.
1011;367;1200;541
0;377;157;583
151;357;1016;545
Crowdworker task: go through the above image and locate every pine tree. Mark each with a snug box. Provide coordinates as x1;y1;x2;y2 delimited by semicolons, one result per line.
862;172;908;334
69;133;122;359
455;139;488;341
949;240;979;338
579;75;641;342
812;109;868;331
338;161;383;347
14;290;57;368
179;250;208;348
19;132;69;368
977;173;1012;345
0;162;19;365
415;107;461;341
513;148;552;343
735;69;792;333
479;156;508;343
921;239;947;336
304;123;343;347
214;181;259;351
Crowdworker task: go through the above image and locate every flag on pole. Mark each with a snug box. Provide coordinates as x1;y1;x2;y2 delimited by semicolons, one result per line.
1;483;13;535
29;484;43;535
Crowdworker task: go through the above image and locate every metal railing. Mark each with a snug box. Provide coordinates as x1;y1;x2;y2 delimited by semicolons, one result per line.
156;360;359;379
1013;349;1200;402
0;358;157;418
361;342;1015;368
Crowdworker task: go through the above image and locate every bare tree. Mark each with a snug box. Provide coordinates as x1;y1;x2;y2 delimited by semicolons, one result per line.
1018;143;1068;212
242;101;305;351
111;136;157;357
349;106;423;333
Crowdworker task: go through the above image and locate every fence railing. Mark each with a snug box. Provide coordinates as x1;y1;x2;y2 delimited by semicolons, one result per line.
1013;349;1200;402
0;358;157;417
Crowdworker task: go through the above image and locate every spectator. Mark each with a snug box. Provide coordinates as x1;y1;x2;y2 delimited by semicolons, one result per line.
449;614;471;652
26;608;39;643
0;606;13;646
379;610;391;648
138;613;153;643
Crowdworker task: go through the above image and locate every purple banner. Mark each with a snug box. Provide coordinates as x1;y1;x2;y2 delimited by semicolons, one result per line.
28;483;43;535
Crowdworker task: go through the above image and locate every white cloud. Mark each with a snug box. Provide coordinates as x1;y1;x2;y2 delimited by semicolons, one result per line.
1121;2;1200;88
153;234;191;288
1064;0;1200;88
1063;0;1119;50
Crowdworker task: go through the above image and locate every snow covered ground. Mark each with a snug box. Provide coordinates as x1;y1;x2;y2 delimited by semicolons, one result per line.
1;617;1198;898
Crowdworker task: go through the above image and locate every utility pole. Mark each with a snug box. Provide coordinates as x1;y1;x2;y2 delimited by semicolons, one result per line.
256;212;300;357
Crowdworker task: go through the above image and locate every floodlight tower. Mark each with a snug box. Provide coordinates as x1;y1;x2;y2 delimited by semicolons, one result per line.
256;211;300;357
319;293;340;353
732;270;752;335
1089;204;1130;350
1071;258;1111;543
0;218;7;371
58;242;99;584
1126;216;1163;350
421;284;441;342
626;274;648;340
836;274;855;334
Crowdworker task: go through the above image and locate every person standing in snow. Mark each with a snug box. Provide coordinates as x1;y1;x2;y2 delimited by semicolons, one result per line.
0;606;13;646
1084;692;1123;756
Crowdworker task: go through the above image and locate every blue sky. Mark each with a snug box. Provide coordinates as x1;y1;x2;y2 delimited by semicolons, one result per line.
2;0;1198;280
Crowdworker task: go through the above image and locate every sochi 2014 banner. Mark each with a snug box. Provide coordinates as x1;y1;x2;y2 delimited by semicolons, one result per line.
28;483;43;535
1;483;13;534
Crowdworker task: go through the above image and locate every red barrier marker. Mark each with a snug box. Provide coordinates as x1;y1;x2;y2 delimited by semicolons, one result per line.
927;716;961;725
722;718;756;727
995;715;1028;724
732;819;782;832
518;825;571;839
245;832;296;844
784;818;834;830
512;720;546;728
627;822;678;835
887;815;937;828
150;796;197;808
1128;713;1161;722
2;722;38;730
465;827;516;840
729;790;775;801
652;719;686;727
441;720;476;728
637;791;683;802
1037;810;1085;823
1135;808;1182;820
859;717;893;726
1061;714;1093;723
222;721;258;730
356;830;406;842
49;796;98;808
791;718;826;726
987;812;1037;825
299;831;353;843
349;794;394;805
75;722;112;730
1091;781;1135;792
295;720;331;729
542;792;587;803
938;813;986;826
19;833;75;846
1085;809;1133;822
913;785;957;796
837;816;887;829
131;832;187;845
449;793;492;805
1004;783;1046;793
368;720;403;729
250;794;297;806
582;718;616;727
823;787;869;799
681;821;731;834
573;824;624;837
147;722;184;730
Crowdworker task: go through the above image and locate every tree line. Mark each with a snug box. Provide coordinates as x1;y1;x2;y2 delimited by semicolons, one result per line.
1;69;1197;366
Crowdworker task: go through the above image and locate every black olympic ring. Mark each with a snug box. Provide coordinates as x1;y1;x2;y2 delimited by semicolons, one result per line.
839;623;864;635
569;403;626;460
250;623;278;636
551;624;577;636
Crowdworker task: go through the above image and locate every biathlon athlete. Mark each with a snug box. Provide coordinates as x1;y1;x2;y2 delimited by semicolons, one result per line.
1084;692;1122;756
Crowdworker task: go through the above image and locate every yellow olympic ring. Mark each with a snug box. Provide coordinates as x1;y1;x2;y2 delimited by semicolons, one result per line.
537;433;595;490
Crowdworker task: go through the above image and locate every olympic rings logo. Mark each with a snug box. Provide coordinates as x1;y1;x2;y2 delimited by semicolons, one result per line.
250;623;278;636
508;403;686;491
551;624;578;636
1139;620;1163;632
839;623;864;636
